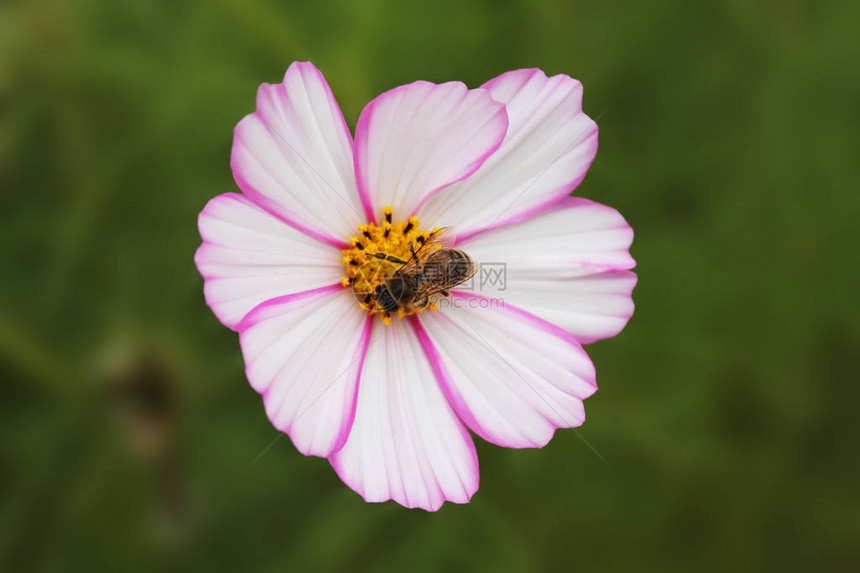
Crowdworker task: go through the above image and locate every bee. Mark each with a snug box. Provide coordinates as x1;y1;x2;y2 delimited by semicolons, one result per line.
356;228;477;317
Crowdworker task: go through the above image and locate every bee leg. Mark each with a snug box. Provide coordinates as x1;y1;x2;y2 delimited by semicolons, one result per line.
373;252;408;265
439;289;449;297
409;244;420;264
417;295;429;308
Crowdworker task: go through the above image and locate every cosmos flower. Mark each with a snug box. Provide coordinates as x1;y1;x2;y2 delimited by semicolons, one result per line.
195;62;636;511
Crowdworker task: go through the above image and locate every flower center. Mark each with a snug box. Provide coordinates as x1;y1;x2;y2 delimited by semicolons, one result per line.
342;207;441;324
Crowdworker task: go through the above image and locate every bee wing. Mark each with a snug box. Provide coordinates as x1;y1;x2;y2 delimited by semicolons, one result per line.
413;276;475;303
459;256;478;285
394;227;452;275
423;227;453;247
413;251;478;299
414;227;453;256
440;253;477;290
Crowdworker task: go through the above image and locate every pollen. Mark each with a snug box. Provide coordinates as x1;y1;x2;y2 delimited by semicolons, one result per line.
341;207;440;321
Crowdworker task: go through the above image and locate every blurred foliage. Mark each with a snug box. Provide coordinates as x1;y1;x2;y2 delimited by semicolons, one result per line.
2;0;859;571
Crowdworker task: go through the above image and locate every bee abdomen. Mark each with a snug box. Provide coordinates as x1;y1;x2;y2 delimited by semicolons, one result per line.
440;249;475;285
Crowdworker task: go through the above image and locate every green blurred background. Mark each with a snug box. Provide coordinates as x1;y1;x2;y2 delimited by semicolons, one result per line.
2;0;858;571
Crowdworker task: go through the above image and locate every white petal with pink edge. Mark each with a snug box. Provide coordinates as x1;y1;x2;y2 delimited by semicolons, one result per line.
416;294;596;449
476;272;637;345
195;193;345;330
231;61;364;246
330;319;479;511
461;198;635;276
457;197;636;343
354;81;508;223
417;69;598;240
238;285;373;457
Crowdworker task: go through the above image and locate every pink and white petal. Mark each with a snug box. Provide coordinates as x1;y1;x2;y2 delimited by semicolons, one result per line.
195;193;345;330
417;69;598;240
460;197;635;277
238;285;373;458
416;293;597;449
330;319;479;511
354;81;508;223
231;62;364;246
457;197;636;343
483;272;637;345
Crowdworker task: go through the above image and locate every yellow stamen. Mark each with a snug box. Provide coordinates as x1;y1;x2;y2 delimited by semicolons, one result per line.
341;207;443;323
